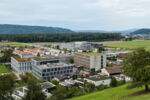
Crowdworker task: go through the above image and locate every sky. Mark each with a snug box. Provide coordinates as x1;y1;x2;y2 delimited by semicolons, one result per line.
0;0;150;30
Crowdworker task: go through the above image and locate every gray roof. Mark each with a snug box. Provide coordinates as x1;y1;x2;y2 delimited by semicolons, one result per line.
37;63;74;69
39;82;56;89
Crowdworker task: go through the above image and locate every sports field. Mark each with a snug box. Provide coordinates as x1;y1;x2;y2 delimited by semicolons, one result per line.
104;40;150;50
0;65;9;73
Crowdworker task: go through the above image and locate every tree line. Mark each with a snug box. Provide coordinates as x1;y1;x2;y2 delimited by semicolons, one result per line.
0;33;123;42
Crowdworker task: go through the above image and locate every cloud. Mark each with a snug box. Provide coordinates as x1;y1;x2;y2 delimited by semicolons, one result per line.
0;0;150;30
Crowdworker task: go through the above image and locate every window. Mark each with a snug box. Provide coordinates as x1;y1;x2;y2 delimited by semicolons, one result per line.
50;73;53;75
43;69;46;72
47;69;50;72
46;73;49;76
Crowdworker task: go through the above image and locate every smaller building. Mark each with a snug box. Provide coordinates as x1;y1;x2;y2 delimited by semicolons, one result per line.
59;79;76;87
101;66;123;77
13;49;34;58
23;48;45;56
84;75;110;86
12;82;55;100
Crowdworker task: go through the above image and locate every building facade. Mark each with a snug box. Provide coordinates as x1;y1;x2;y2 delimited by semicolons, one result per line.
11;56;32;72
74;53;106;71
32;62;74;80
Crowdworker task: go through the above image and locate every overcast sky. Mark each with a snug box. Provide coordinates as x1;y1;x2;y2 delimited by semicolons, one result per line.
0;0;150;30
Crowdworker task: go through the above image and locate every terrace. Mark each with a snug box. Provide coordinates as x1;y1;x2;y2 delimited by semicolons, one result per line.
12;56;32;62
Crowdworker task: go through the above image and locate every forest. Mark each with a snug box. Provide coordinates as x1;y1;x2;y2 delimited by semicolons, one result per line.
0;33;123;42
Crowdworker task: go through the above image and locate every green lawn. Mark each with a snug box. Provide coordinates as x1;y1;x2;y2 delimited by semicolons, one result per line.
105;41;150;50
0;65;9;73
70;84;150;100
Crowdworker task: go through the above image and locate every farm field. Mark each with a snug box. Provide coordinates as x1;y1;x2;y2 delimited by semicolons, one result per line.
103;40;150;50
0;65;9;73
70;84;150;100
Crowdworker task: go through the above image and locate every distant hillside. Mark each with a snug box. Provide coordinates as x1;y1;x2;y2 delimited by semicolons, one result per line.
77;30;107;33
0;24;74;34
131;28;150;35
78;28;138;34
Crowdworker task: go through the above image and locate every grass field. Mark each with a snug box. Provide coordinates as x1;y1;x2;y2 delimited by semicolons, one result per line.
0;65;9;73
0;42;28;47
104;40;150;50
70;84;150;100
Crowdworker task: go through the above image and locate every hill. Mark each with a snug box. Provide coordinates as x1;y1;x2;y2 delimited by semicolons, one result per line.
70;84;150;100
131;28;150;35
0;24;74;34
77;28;138;34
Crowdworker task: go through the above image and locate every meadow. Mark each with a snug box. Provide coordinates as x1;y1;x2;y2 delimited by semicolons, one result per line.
70;84;150;100
103;40;150;50
0;65;9;73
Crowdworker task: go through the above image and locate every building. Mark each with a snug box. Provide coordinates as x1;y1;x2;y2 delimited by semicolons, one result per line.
11;55;66;73
11;56;32;73
33;62;74;80
84;75;110;86
74;52;106;71
23;48;45;56
101;66;131;82
12;82;55;100
32;57;62;65
11;49;34;73
101;66;123;77
74;42;104;51
13;49;35;58
32;57;74;80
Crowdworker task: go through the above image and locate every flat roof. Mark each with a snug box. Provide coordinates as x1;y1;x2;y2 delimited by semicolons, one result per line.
12;56;32;62
37;63;74;69
33;57;61;61
86;76;110;81
39;82;56;89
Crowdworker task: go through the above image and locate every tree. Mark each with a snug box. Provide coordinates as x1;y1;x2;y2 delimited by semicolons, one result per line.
37;52;40;57
98;47;105;53
51;85;67;100
20;74;29;83
84;82;95;93
110;77;117;87
123;48;150;91
0;49;14;63
0;74;15;100
50;80;59;85
68;58;74;64
22;79;46;100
